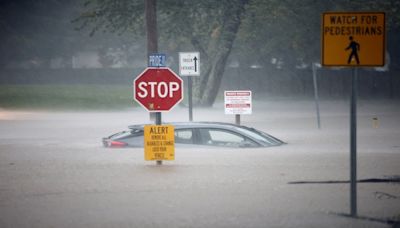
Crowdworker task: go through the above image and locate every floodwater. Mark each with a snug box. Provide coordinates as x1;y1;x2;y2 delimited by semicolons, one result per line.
0;99;399;228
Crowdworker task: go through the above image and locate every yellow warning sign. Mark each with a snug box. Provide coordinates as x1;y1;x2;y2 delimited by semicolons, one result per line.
144;125;175;161
322;12;385;67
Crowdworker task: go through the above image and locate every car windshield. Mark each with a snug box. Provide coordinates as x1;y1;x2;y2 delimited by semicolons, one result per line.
110;128;143;139
130;128;144;135
109;131;131;139
235;126;282;145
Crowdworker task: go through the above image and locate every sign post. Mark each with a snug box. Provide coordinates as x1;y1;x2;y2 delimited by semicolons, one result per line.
179;52;200;121
224;91;252;125
322;12;385;217
133;67;183;165
312;63;321;129
350;68;358;216
144;125;175;161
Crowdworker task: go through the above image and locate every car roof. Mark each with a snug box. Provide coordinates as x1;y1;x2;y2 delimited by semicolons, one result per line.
128;121;246;130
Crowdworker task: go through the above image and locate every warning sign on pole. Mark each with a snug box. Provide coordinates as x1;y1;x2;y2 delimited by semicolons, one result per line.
224;91;252;115
144;125;175;161
322;12;385;67
133;67;183;112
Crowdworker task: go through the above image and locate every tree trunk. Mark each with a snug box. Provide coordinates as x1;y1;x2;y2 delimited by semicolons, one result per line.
193;0;248;106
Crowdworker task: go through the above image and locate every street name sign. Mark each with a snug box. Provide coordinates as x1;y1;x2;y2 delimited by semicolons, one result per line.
322;12;385;67
133;67;183;112
148;53;166;67
179;52;200;76
144;125;175;161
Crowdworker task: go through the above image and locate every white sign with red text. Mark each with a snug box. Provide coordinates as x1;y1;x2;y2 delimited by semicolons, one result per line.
224;90;252;115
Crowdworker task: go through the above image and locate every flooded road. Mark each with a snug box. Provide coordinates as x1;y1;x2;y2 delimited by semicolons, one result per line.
0;99;399;227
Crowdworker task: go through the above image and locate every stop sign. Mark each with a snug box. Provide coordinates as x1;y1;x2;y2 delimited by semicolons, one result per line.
133;67;183;112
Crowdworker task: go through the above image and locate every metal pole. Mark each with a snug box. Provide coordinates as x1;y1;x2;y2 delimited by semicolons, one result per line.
155;112;162;125
312;63;321;129
350;68;358;217
155;112;162;165
235;114;240;125
145;0;162;165
188;77;193;121
145;0;157;53
145;0;158;123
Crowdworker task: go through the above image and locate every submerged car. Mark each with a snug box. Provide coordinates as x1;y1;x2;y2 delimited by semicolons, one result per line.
103;122;285;148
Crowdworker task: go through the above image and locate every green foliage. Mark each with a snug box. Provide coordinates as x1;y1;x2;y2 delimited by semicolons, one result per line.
2;0;399;69
0;0;81;65
75;0;241;58
76;0;250;106
73;0;145;36
0;85;134;110
75;0;400;105
3;0;399;106
0;0;142;68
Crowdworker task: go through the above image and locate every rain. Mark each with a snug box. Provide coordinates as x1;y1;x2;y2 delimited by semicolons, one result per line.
0;1;399;227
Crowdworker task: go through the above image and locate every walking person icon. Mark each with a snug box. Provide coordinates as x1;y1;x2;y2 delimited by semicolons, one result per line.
345;36;360;65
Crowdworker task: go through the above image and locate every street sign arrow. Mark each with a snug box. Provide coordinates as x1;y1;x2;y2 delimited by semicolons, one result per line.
193;56;198;72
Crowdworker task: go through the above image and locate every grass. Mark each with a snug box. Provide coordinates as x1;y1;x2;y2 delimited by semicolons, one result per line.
0;85;136;110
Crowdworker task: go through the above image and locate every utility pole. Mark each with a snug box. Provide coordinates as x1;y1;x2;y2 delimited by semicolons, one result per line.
145;0;162;165
145;0;161;124
145;0;157;54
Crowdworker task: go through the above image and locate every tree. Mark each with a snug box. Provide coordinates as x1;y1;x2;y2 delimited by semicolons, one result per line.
75;0;400;103
0;0;82;67
75;0;249;106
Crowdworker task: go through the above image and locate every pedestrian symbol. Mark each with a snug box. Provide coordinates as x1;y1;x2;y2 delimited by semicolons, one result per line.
345;36;360;65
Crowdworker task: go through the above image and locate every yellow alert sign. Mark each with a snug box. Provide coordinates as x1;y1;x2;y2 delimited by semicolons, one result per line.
322;12;385;67
144;125;175;161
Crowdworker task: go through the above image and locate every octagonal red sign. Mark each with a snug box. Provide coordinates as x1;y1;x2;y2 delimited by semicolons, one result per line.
133;67;183;112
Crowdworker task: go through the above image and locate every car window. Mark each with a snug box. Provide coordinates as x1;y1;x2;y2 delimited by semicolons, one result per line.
124;135;144;147
109;130;134;139
130;128;144;134
235;127;281;145
199;128;257;147
175;129;194;144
